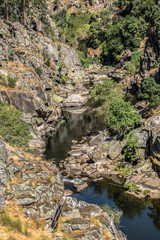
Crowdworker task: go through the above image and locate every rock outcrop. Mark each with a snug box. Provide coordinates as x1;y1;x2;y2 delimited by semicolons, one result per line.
0;140;8;211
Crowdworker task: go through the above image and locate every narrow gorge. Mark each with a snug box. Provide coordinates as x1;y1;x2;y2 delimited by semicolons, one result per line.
0;1;160;240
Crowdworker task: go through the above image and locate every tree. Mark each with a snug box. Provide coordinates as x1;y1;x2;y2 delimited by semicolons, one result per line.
106;98;141;134
138;77;160;107
4;0;9;20
123;131;139;163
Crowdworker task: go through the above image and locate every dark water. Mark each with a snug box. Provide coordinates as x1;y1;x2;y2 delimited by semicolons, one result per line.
72;181;160;240
46;109;105;162
46;109;160;240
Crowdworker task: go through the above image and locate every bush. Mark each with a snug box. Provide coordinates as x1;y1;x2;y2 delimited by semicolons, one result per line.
91;79;116;106
0;103;31;147
115;164;131;175
123;131;139;163
125;50;143;73
7;73;18;88
0;74;7;86
138;77;160;107
106;98;141;134
124;182;139;192
77;50;92;68
8;46;14;61
0;73;17;88
35;67;43;76
101;204;122;224
0;211;22;232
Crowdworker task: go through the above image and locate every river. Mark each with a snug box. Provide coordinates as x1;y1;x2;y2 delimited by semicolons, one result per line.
46;109;160;240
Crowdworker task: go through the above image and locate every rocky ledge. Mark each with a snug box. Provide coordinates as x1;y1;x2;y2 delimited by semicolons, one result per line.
54;197;125;240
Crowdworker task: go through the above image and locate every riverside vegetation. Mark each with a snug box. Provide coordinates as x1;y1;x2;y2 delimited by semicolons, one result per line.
1;0;160;239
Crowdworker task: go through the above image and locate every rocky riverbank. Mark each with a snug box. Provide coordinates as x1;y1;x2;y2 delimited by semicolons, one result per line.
60;111;160;200
0;136;126;239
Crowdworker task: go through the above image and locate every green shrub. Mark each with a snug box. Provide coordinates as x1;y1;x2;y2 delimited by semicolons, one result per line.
123;131;139;163
91;79;115;106
124;182;139;192
77;50;92;68
115;164;131;175
0;73;17;88
106;98;141;134
143;189;150;196
125;50;143;74
101;204;122;224
0;104;31;147
35;67;43;76
0;74;7;86
45;58;51;67
0;211;22;232
7;74;18;88
138;77;160;107
8;46;14;61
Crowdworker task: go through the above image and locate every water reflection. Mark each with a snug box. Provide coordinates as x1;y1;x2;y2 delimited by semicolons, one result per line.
45;110;105;162
72;181;160;240
46;108;160;239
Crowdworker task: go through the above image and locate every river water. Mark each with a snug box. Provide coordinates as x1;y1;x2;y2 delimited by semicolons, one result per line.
46;109;160;240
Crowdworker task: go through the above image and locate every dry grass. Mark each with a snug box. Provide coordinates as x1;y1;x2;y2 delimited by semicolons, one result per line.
103;229;113;240
0;203;53;240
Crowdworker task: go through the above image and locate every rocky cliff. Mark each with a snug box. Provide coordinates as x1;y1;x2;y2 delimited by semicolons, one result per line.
0;1;126;239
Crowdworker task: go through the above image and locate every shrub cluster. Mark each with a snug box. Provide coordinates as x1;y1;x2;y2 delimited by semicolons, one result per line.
0;102;31;147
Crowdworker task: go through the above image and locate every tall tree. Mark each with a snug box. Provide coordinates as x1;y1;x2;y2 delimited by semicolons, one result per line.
4;0;9;21
23;0;26;26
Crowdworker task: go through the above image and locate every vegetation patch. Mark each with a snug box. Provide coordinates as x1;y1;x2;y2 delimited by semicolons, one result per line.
124;182;139;192
115;164;131;176
101;204;122;224
138;77;160;107
0;101;31;147
123;131;140;164
106;98;141;134
0;73;18;88
0;210;22;233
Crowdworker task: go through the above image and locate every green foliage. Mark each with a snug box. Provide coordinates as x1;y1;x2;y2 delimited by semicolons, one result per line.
115;164;131;175
90;79;123;115
106;98;141;134
143;189;150;196
35;67;42;76
53;10;91;46
91;79;116;106
124;182;139;192
0;211;22;232
7;46;14;61
0;73;17;88
0;103;31;147
138;77;160;107
7;74;18;88
101;204;123;224
123;131;139;163
77;50;92;68
125;50;143;73
0;74;7;86
58;61;68;83
45;58;51;67
60;75;69;83
0;0;48;24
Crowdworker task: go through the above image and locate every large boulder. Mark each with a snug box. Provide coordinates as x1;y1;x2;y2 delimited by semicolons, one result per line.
63;94;88;108
92;137;125;162
134;128;150;158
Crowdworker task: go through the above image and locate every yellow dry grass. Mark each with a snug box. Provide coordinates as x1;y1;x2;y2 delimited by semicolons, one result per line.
0;203;53;240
